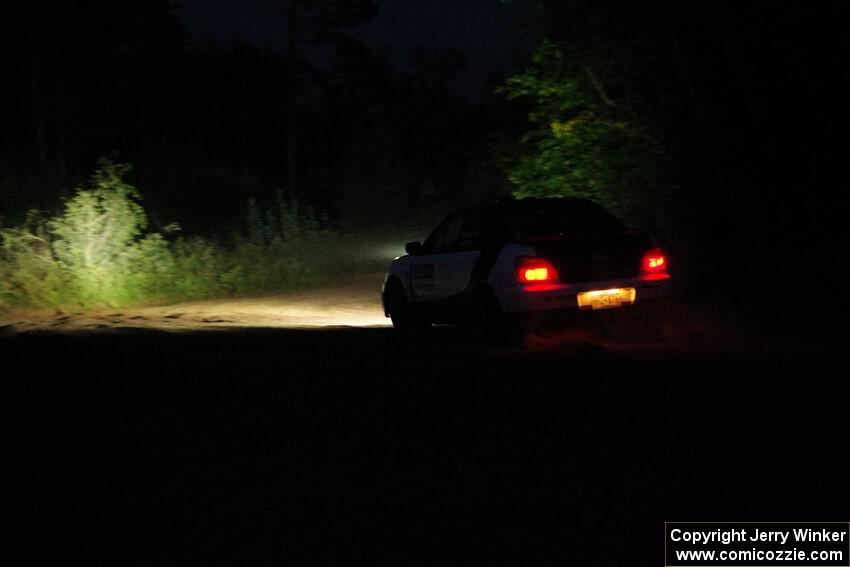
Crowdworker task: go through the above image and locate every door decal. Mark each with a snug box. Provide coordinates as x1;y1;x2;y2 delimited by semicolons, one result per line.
412;263;435;288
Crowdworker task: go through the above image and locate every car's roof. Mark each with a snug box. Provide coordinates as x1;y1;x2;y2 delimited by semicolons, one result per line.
458;197;608;215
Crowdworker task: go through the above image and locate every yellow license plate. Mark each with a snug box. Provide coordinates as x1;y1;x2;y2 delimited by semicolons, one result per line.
577;288;636;310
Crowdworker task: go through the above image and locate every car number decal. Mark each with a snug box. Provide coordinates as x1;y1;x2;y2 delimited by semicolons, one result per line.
412;263;435;288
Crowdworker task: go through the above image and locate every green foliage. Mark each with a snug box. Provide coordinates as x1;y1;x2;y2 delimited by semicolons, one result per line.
0;212;71;310
166;237;227;300
47;160;151;305
0;161;343;313
221;193;326;294
501;40;669;227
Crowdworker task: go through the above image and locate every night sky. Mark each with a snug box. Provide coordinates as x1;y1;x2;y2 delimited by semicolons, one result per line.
179;0;536;98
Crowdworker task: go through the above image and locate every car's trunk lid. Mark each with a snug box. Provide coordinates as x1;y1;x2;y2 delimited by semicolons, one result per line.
527;230;654;283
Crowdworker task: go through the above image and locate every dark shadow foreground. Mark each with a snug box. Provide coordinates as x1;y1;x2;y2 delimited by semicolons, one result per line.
5;327;848;565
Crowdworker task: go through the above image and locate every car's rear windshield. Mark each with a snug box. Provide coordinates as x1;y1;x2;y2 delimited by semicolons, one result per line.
503;200;625;240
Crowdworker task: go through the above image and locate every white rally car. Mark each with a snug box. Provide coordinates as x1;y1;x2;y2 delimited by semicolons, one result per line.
382;198;671;332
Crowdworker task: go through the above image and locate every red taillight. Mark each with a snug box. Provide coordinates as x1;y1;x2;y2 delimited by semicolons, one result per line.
516;257;559;283
641;248;667;273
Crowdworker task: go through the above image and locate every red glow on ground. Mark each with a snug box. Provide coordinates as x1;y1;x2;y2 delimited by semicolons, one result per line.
639;272;671;281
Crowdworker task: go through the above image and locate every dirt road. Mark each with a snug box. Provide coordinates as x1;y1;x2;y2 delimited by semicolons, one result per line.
0;271;824;358
0;273;390;333
5;320;848;565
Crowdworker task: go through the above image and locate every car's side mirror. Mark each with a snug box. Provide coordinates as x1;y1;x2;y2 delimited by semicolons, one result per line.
405;241;423;255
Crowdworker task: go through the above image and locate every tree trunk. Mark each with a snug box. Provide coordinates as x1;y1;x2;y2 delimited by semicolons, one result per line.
27;24;47;175
286;0;299;199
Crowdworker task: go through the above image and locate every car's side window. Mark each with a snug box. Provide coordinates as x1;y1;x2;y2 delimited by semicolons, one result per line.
423;213;465;253
457;211;487;250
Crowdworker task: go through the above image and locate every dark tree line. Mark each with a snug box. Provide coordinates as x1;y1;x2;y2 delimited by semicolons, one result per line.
506;1;849;310
2;0;846;318
0;0;520;234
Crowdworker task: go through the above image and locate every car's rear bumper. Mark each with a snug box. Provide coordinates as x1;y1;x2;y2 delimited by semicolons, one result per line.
497;273;672;314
